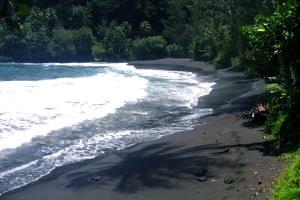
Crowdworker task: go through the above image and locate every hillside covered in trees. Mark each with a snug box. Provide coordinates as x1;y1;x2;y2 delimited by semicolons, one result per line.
0;0;274;64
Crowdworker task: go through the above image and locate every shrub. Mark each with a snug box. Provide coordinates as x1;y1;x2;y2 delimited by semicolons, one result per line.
72;27;95;60
231;57;241;68
132;36;167;60
139;20;152;36
50;27;76;60
192;36;204;61
103;26;132;60
273;151;300;200
167;44;185;58
92;42;105;60
266;91;300;151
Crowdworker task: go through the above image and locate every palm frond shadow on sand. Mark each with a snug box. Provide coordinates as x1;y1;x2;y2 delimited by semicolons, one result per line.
63;141;268;193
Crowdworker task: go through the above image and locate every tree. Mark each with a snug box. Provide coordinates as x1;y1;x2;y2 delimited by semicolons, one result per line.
139;20;152;36
72;27;95;60
92;42;105;60
70;5;92;29
132;36;167;60
244;0;300;149
102;26;131;60
50;27;76;61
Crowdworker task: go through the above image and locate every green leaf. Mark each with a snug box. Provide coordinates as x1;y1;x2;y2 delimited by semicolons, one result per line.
266;83;286;95
18;4;29;14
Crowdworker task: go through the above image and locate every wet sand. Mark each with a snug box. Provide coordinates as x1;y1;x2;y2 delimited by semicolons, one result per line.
1;59;285;200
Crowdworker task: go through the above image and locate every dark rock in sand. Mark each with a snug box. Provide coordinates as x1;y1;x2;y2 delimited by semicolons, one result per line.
224;176;235;184
90;176;102;182
196;176;208;182
212;148;230;155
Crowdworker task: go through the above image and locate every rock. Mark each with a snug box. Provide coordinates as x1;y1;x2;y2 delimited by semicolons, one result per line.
91;176;102;182
196;176;207;182
224;176;235;184
212;148;230;154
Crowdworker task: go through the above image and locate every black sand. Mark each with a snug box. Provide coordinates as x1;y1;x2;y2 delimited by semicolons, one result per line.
1;59;286;200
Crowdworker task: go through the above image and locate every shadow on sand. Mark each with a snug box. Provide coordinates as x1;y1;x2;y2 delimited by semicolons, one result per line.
63;139;270;194
58;92;272;194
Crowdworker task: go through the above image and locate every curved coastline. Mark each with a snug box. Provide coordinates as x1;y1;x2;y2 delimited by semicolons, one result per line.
1;59;285;200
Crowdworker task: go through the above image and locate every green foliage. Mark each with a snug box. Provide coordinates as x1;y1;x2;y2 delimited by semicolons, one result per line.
72;27;95;60
245;0;300;151
273;150;300;200
192;36;206;61
92;42;105;60
0;32;28;61
243;0;300;81
167;44;185;58
139;20;152;36
69;5;92;29
50;27;76;60
103;26;131;60
0;0;277;63
266;83;286;96
120;21;132;37
231;57;241;69
265;90;300;150
163;0;193;55
132;36;167;60
24;25;53;61
0;0;295;66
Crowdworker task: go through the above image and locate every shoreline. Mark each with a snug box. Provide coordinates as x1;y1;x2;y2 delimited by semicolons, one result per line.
1;59;285;200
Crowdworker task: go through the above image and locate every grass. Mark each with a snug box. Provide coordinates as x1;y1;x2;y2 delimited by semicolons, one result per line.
273;149;300;200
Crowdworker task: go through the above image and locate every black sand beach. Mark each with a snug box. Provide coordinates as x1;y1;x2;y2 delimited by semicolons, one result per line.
1;59;286;200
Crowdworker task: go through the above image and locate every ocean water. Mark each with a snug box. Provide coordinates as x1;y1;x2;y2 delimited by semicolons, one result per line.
0;62;215;195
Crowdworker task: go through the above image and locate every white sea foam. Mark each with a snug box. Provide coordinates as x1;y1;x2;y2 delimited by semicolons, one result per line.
0;69;148;151
17;62;132;68
137;69;216;107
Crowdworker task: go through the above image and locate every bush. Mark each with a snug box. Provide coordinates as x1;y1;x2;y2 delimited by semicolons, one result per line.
139;20;152;36
192;36;204;61
266;91;300;151
273;150;300;200
132;36;167;60
231;57;241;68
103;26;132;60
50;27;76;60
92;42;105;60
167;44;185;58
72;27;95;60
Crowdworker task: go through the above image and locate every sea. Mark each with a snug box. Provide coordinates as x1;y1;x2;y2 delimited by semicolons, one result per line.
0;62;215;195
